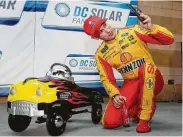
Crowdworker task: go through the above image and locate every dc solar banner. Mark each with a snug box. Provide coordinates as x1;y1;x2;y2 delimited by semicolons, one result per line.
0;0;137;96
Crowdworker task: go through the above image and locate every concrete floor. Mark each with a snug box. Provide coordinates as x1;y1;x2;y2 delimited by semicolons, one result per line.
0;102;182;136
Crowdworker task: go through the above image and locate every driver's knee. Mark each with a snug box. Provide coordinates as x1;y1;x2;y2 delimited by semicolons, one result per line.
101;115;122;129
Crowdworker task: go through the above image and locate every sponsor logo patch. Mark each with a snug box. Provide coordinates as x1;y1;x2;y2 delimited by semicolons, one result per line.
121;44;129;49
118;58;145;73
119;40;124;45
100;45;109;54
146;77;154;90
120;52;132;63
147;64;155;74
105;55;111;60
127;35;134;41
121;33;128;37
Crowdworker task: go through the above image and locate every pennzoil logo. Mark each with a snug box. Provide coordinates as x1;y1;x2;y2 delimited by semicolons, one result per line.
146;77;154;90
118;58;145;74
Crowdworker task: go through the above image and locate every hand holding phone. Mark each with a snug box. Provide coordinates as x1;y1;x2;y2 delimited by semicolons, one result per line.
128;4;145;22
128;4;153;30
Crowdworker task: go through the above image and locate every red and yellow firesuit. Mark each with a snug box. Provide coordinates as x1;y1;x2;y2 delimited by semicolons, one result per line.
94;24;174;128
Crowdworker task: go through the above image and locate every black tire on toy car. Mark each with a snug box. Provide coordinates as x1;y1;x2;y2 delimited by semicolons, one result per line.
46;106;66;136
91;103;103;124
8;114;31;132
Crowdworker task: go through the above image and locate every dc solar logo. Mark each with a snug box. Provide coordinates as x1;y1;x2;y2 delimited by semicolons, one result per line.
55;3;70;17
69;59;78;67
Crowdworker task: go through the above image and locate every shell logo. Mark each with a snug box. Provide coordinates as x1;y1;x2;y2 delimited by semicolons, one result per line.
120;52;132;63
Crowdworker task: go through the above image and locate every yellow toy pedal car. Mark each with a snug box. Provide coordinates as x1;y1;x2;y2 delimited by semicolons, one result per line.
7;63;103;136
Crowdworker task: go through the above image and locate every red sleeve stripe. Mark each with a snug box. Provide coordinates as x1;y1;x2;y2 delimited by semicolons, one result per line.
135;31;174;45
98;56;119;89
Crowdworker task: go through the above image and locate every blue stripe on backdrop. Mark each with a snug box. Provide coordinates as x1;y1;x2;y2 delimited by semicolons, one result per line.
23;1;48;12
23;1;36;11
126;17;138;26
0;87;10;97
42;26;84;32
0;20;19;25
130;1;137;5
0;84;12;87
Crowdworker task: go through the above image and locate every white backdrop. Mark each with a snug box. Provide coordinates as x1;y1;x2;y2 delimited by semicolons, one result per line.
0;0;137;96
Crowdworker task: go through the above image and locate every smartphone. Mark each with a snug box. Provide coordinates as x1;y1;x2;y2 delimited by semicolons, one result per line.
128;4;145;22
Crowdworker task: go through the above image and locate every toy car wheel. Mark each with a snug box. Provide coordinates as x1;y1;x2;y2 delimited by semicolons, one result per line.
46;107;66;136
8;114;31;132
91;103;103;124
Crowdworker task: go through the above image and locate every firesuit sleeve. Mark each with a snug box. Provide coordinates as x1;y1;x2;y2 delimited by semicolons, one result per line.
95;53;120;98
134;24;174;45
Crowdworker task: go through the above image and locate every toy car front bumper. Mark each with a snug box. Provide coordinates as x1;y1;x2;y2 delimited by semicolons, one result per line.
7;101;44;117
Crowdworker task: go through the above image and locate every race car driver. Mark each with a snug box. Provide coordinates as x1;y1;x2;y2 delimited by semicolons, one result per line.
83;12;174;133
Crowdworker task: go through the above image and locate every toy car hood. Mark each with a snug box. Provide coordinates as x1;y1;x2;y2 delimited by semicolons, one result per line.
8;78;57;103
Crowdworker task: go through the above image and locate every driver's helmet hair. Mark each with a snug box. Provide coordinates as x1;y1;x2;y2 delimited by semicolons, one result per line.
46;66;71;80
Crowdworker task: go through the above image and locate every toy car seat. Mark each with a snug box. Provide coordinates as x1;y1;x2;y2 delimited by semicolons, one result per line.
46;63;74;82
